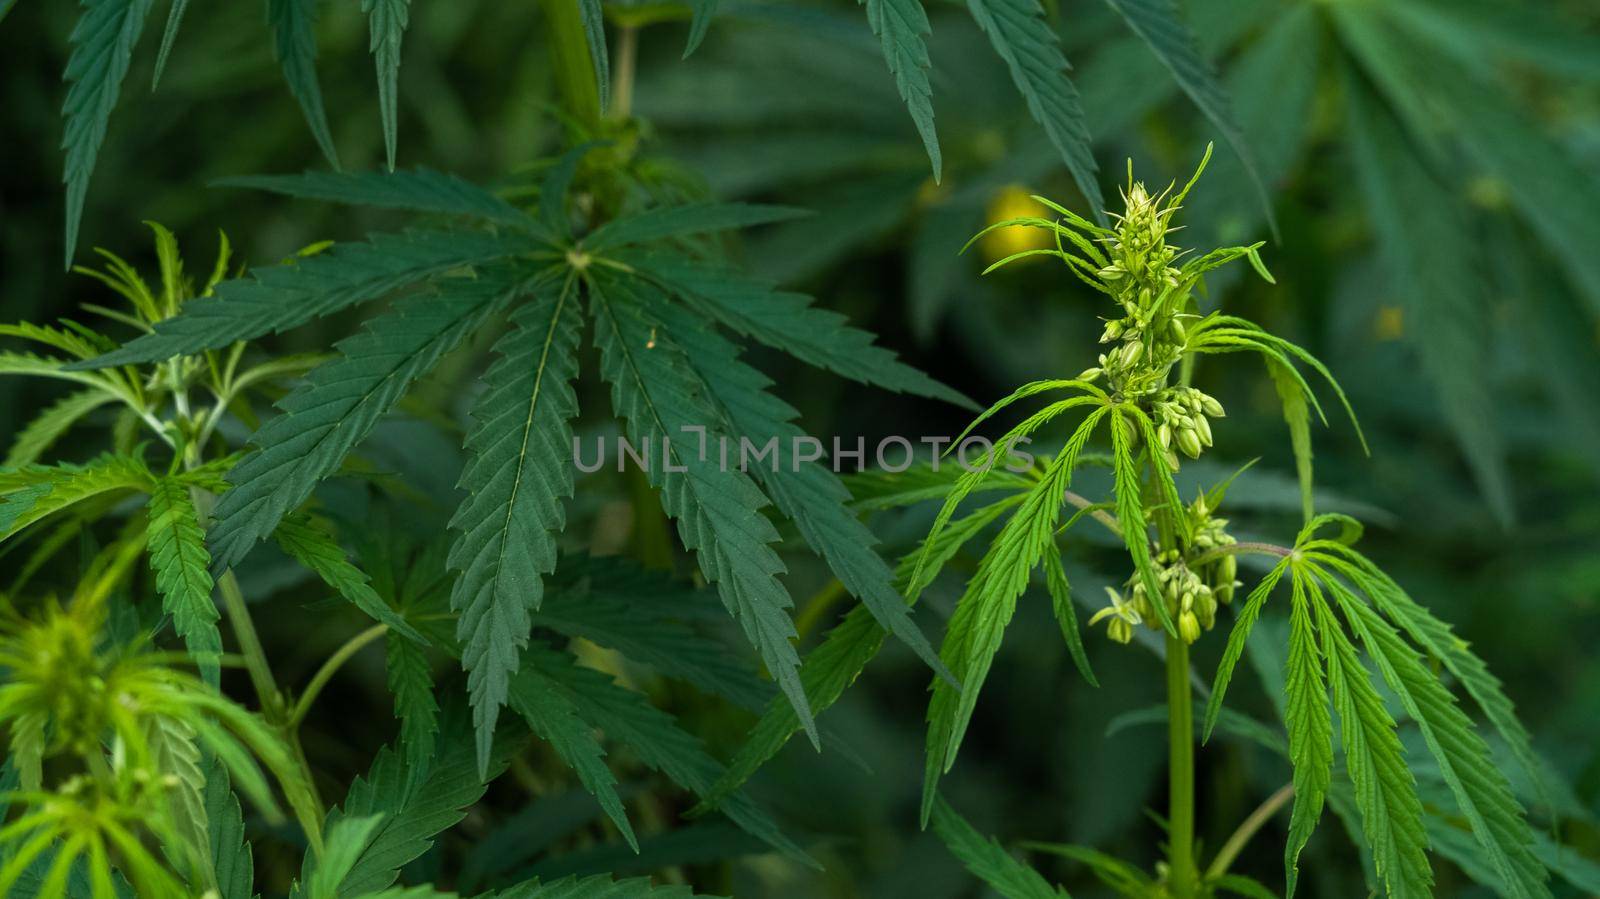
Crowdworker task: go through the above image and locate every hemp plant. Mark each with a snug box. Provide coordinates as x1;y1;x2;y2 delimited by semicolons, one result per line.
820;148;1545;899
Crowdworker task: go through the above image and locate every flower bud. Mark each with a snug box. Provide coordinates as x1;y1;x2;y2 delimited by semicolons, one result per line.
1158;423;1172;449
1102;320;1124;341
1179;611;1202;644
1099;265;1125;281
1168;318;1188;344
1176;427;1203;459
1195;414;1213;447
1219;554;1237;587
1200;394;1225;418
1077;367;1103;382
1121;340;1145;367
1108;617;1134;644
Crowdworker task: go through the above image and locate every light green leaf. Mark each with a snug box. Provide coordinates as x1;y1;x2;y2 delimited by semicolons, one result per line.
145;478;222;685
1282;576;1331;897
202;757;255;899
5;389;116;469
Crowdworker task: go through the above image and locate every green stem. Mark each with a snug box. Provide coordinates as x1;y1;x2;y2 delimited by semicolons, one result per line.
1206;782;1294;880
288;624;388;728
218;564;280;713
1166;632;1198;897
793;579;847;640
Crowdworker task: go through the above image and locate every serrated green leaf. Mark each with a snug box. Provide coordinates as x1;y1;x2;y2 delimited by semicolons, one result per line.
1311;584;1432;899
60;0;155;266
273;513;425;642
1111;409;1174;636
267;0;340;168
145;478;222;685
384;631;439;780
144;715;210;888
507;665;638;852
1335;580;1549;898
1;453;152;541
1203;558;1289;740
218;169;535;230
74;230;532;370
588;270;816;749
362;0;410;170
306;814;385;899
447;274;583;774
652;299;949;683
498;873;708;898
202;756;255;899
928;797;1065;898
966;0;1104;220
520;642;811;864
209;274;516;568
1283;575;1331;897
859;0;942;180
624;250;974;409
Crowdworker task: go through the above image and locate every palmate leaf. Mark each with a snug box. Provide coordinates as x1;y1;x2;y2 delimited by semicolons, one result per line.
965;0;1104;220
218;169;535;230
1101;0;1272;231
649;299;948;681
60;0;156;266
268;0;340;168
1309;586;1431;899
623;250;974;409
447;273;584;775
75;229;534;369
859;0;942;180
507;665;637;852
1343;68;1511;522
145;478;222;686
587;270;817;749
928;798;1065;899
362;0;411;171
209;273;519;569
1338;588;1549;899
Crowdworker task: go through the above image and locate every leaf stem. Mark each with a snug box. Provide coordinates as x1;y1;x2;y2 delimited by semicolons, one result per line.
1166;632;1198;897
611;24;639;119
1205;782;1294;880
288;623;389;728
217;570;280;713
1187;541;1293;568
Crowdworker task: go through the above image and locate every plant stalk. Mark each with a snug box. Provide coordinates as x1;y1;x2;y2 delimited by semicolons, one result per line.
612;24;638;119
1207;782;1294;879
289;623;388;728
1166;631;1198;897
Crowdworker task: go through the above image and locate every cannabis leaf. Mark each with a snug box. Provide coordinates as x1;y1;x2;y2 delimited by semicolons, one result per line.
859;0;941;180
145;478;222;685
267;0;340;168
363;0;411;171
929;797;1065;898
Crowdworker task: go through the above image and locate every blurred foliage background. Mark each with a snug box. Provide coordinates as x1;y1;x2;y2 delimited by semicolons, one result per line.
4;0;1600;895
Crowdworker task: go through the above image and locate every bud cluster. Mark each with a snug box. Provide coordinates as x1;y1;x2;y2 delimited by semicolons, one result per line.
1151;386;1224;470
1077;180;1192;400
1092;492;1242;646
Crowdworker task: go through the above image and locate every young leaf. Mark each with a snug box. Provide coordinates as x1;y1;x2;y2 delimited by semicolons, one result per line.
966;0;1105;220
1110;409;1174;635
362;0;411;170
447;275;583;775
859;0;942;180
209;275;517;569
1266;357;1314;523
305;814;386;899
928;797;1064;898
145;478;222;686
268;0;341;168
588;271;816;749
60;0;155;266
